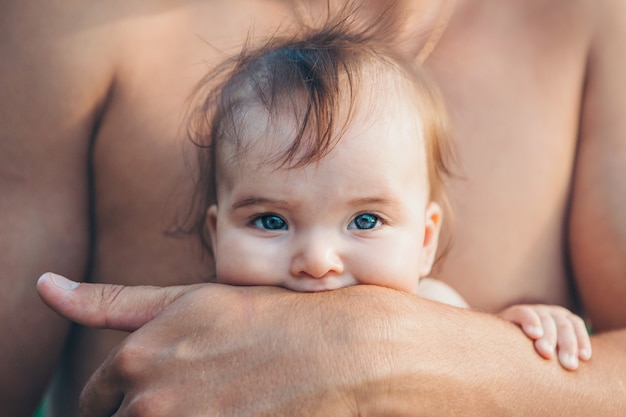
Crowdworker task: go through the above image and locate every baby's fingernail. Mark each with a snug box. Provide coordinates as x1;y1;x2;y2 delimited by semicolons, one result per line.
526;326;543;338
43;273;80;290
579;348;592;361
536;339;554;356
559;353;578;370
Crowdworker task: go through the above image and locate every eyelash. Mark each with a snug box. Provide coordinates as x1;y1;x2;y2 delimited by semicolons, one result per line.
248;213;288;231
246;211;388;231
348;212;385;230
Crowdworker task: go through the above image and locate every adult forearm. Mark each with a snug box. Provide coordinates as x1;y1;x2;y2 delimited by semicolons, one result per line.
38;279;625;416
356;295;625;416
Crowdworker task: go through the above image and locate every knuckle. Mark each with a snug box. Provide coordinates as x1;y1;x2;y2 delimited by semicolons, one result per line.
112;340;149;379
127;391;175;417
126;395;158;417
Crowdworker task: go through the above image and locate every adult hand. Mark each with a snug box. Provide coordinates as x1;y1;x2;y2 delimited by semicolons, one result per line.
39;273;582;417
37;273;401;417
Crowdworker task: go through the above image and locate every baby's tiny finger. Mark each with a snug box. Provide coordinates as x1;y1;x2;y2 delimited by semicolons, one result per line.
521;311;544;340
535;313;557;359
570;315;592;361
555;317;579;371
499;305;543;339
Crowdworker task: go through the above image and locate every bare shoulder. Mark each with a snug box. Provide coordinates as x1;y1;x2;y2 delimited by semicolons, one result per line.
430;0;598;311
1;2;122;162
0;1;129;267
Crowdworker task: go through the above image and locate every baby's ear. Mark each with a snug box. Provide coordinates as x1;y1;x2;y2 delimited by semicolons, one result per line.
420;202;443;277
206;205;219;250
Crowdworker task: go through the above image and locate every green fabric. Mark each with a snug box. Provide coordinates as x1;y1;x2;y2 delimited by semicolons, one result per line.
33;401;46;417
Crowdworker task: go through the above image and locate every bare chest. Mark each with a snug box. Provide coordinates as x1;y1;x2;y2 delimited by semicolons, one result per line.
426;0;591;311
90;0;591;310
89;0;305;287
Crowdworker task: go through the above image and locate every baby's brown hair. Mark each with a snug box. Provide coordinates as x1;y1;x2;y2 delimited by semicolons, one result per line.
186;6;457;256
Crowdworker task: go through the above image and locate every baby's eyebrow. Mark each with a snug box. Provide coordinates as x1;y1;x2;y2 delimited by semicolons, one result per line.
347;197;394;207
230;197;290;212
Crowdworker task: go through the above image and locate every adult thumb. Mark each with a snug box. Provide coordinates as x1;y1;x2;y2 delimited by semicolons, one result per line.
37;272;193;332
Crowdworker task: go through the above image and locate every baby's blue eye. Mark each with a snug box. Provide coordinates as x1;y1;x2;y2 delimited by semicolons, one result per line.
348;213;380;230
252;214;287;230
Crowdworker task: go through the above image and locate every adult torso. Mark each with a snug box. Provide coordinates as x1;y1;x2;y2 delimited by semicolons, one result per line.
52;0;593;412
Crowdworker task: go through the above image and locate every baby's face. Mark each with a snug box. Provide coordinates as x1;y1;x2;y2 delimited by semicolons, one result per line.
207;100;441;293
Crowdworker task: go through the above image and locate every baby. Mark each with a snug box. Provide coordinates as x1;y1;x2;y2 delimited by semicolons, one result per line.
187;17;591;370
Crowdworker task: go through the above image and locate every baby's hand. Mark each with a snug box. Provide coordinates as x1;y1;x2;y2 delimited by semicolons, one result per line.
498;304;591;371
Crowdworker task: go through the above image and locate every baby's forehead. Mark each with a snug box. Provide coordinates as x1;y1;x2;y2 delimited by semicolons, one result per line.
218;72;426;163
220;109;423;176
215;106;428;203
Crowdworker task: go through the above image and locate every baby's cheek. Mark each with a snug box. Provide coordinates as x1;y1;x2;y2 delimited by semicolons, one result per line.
350;254;421;294
355;251;420;294
214;238;251;285
372;272;420;294
215;237;285;287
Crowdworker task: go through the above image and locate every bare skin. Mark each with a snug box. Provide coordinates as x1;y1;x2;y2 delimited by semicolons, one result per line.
2;0;626;415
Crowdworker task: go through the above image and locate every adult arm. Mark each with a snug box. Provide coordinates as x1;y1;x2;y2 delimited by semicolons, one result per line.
569;0;626;333
567;0;626;405
38;274;624;417
0;2;115;415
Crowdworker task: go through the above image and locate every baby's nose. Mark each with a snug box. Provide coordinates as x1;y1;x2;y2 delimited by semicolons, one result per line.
290;241;344;279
